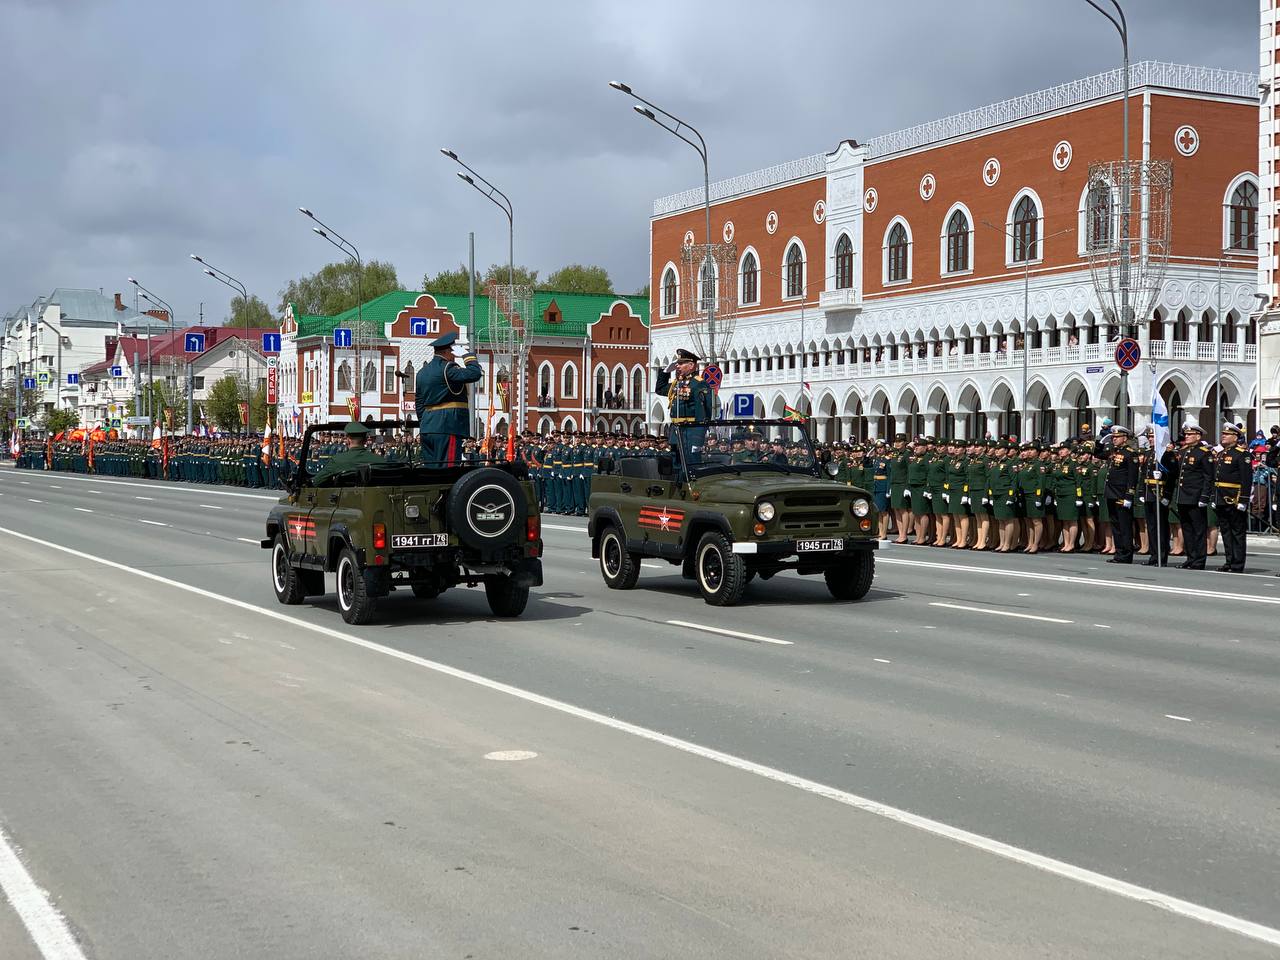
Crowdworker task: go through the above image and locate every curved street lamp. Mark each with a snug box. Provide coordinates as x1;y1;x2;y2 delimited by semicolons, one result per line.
191;254;259;431
298;207;367;415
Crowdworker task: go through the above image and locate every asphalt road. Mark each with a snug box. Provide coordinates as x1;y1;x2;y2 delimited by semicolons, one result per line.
0;464;1277;959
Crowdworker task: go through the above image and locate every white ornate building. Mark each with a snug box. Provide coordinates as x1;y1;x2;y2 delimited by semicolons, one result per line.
1258;1;1280;426
649;63;1262;441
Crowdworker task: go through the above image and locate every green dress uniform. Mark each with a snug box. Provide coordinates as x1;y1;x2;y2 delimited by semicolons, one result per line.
927;449;948;516
990;450;1017;520
312;423;384;484
654;359;715;461
946;453;968;516
908;449;930;517
889;444;911;510
1018;453;1044;519
415;332;482;467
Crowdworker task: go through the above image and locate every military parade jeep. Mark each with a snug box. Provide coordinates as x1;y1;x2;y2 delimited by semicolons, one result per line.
588;419;878;606
262;420;543;624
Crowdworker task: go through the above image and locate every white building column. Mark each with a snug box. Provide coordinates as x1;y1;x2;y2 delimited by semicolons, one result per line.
840;415;854;441
865;416;879;440
1054;408;1073;441
984;411;1001;439
923;414;938;437
953;417;969;441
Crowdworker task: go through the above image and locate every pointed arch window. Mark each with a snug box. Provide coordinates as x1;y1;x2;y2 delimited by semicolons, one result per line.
1012;195;1039;263
1086;182;1113;251
1229;180;1258;251
783;244;805;298
740;251;758;305
887;223;909;282
834;234;854;289
945;210;970;273
661;267;677;317
336;360;352;392
362;360;377;393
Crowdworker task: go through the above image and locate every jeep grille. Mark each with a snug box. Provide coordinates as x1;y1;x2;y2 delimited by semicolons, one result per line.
780;510;844;531
783;494;840;507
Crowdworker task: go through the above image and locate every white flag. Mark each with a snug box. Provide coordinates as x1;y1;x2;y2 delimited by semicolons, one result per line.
1151;379;1170;459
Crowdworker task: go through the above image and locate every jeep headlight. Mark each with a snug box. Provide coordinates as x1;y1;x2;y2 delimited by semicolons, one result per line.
404;503;420;519
756;500;776;522
825;461;840;478
851;498;871;518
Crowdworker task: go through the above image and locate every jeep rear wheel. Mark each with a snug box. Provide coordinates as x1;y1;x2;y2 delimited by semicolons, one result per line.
824;553;875;601
694;531;748;607
484;575;529;617
271;536;306;605
599;526;640;590
336;547;377;624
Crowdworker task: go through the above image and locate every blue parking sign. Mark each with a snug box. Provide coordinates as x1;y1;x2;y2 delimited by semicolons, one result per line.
184;333;206;354
732;393;755;417
333;327;352;348
261;332;281;353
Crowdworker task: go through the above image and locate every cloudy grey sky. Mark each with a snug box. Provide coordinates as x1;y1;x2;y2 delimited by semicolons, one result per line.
0;0;1258;322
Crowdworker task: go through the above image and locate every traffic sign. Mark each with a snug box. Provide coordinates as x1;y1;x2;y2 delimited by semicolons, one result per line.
110;418;122;429
732;393;756;417
184;333;206;354
333;327;353;348
261;332;282;353
37;371;49;385
66;373;80;385
702;362;723;390
126;416;152;427
266;356;279;369
1114;337;1141;371
109;365;122;377
266;365;278;405
22;377;36;390
16;417;29;429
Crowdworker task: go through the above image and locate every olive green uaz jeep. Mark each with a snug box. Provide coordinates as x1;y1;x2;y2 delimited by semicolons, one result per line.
262;420;543;624
587;419;877;606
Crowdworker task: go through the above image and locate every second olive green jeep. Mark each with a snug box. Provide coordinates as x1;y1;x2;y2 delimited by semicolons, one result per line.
587;419;877;606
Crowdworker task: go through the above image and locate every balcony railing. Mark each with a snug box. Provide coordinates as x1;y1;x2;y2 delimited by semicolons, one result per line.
818;288;862;316
721;338;1257;387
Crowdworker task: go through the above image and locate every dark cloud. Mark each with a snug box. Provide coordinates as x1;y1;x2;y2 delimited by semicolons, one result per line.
0;0;1258;320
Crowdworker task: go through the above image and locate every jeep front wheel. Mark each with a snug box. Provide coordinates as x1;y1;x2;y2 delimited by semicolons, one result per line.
271;535;306;605
336;547;377;624
824;553;875;601
694;531;748;607
599;526;640;590
484;575;529;617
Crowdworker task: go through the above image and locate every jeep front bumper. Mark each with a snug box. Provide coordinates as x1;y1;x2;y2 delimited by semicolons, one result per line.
731;537;878;555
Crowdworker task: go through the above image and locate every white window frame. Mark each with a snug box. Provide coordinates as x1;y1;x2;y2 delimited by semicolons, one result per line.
832;231;856;290
781;237;807;301
938;203;974;277
738;246;760;306
1005;187;1045;268
1222;172;1260;252
536;360;554;401
882;216;913;286
659;262;679;318
1076;179;1120;257
560;361;577;400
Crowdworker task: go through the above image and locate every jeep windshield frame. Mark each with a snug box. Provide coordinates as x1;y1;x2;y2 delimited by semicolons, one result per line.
673;419;821;480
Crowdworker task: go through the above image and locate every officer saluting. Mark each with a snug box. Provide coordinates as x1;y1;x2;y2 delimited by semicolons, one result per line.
1213;422;1252;572
654;348;715;462
415;331;482;467
1103;424;1138;564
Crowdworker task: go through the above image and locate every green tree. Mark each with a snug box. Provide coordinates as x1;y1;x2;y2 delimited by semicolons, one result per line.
225;294;276;329
126;380;188;431
635;282;650;298
45;408;80;433
0;382;41;429
421;264;484;296
205;374;245;433
482;263;540;290
544;264;613;295
277;259;400;317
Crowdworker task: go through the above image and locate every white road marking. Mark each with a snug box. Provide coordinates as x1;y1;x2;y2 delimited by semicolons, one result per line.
1165;714;1193;723
1094;624;1112;629
542;523;587;534
0;825;89;960
1017;592;1030;597
929;602;1072;625
138;519;167;526
2;524;1279;950
2;472;276;501
73;508;93;514
27;499;42;504
667;619;793;646
873;658;892;664
641;561;665;569
484;750;538;761
237;537;259;544
134;496;154;501
883;556;1280;607
48;485;60;489
18;481;29;484
199;504;223;510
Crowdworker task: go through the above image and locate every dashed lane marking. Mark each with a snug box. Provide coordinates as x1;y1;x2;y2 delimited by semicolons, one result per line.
929;602;1072;625
667;619;793;646
138;519;167;526
0;825;89;960
199;504;223;510
134;496;154;501
73;508;93;514
873;658;892;664
27;499;43;504
237;537;260;544
1;523;1276;949
1165;714;1194;723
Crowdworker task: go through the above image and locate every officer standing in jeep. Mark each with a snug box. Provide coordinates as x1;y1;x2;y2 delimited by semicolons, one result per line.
415;331;482;467
654;348;715;464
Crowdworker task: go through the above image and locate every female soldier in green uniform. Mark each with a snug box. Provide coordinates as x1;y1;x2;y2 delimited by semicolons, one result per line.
908;438;932;545
1017;444;1045;553
889;434;912;543
992;442;1019;552
967;440;992;550
928;439;950;546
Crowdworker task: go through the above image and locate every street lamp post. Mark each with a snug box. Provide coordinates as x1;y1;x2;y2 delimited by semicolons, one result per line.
299;208;364;420
441;148;522;438
128;277;177;429
192;255;257;432
1082;0;1135;427
981;221;1076;441
608;81;718;365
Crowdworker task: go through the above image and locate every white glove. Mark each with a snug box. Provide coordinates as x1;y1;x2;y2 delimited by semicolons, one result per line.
1237;502;1248;512
924;491;933;500
903;489;911;499
451;343;469;359
982;497;990;506
942;493;950;503
1045;495;1055;506
1075;499;1084;507
1122;499;1131;509
1160;498;1170;507
961;496;970;505
1197;501;1207;509
1034;501;1042;509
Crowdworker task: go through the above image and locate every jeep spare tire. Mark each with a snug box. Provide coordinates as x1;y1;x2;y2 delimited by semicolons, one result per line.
447;468;527;554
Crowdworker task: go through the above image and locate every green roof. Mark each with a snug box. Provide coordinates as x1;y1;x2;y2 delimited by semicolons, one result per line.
292;289;649;342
